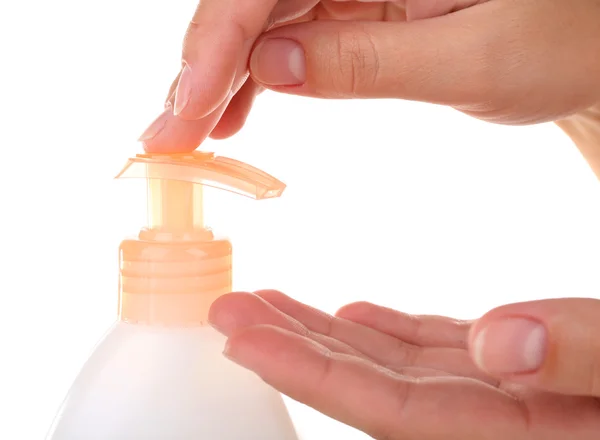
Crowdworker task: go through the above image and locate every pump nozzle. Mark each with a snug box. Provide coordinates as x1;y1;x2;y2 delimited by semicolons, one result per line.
114;151;286;325
116;151;285;197
116;151;285;238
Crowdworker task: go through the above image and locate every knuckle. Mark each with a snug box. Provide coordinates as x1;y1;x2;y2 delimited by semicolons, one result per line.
328;28;380;97
319;313;335;337
405;313;424;342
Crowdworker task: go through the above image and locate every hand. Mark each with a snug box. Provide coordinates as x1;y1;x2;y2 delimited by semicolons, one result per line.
140;0;600;154
138;0;487;153
208;290;600;439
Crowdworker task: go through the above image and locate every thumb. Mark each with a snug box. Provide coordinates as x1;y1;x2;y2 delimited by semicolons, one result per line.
248;14;496;107
468;298;600;397
248;1;600;123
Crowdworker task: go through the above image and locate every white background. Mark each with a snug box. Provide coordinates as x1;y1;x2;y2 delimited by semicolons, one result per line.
2;1;600;439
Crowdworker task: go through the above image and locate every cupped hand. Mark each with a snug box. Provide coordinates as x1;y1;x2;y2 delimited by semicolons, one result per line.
138;0;486;153
208;290;600;439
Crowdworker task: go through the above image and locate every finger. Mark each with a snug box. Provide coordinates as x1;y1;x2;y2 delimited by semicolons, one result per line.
256;290;494;383
248;2;600;119
172;1;265;119
336;301;472;349
210;294;453;381
211;292;455;384
248;7;496;105
225;325;528;440
209;79;263;140
142;75;255;152
469;298;600;397
139;96;230;153
173;0;318;120
209;291;368;358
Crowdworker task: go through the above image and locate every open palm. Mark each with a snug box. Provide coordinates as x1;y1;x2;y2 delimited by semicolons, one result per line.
210;290;600;439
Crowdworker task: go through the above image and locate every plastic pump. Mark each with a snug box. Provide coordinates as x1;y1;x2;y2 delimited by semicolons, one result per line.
45;152;299;440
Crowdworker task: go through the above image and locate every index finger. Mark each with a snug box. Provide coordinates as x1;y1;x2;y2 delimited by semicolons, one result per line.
173;0;279;120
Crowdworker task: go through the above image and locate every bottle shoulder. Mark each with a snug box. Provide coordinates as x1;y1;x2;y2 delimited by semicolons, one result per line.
47;323;299;440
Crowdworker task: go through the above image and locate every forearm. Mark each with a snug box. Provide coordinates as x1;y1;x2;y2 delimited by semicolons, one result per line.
556;104;600;179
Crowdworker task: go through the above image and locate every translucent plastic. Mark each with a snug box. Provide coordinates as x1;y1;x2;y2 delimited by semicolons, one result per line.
116;152;287;201
118;236;233;325
146;178;204;231
114;151;287;325
46;151;296;439
46;323;299;440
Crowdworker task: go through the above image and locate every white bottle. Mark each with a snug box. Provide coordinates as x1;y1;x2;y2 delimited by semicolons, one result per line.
46;152;300;440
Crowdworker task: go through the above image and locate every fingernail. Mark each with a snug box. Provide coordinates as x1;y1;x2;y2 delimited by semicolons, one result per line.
174;63;192;116
251;39;306;86
138;103;172;142
473;318;547;374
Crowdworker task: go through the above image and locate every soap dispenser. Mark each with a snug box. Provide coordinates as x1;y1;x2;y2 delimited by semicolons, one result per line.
46;151;299;440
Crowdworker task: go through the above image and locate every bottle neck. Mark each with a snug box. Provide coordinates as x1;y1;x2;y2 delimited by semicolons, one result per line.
118;233;232;326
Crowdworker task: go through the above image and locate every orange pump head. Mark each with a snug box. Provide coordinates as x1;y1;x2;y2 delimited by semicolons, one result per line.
114;151;286;326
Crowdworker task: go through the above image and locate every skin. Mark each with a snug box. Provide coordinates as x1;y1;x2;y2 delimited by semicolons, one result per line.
137;1;600;438
209;291;600;439
139;0;600;155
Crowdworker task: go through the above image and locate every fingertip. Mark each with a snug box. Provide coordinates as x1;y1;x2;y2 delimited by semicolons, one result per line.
140;97;230;153
210;291;289;335
466;299;600;396
208;291;253;335
335;301;374;319
469;317;548;377
211;291;255;309
222;325;269;369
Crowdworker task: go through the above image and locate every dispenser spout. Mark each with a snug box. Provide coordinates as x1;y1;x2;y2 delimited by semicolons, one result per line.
116;151;286;236
114;150;286;325
115;151;286;199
